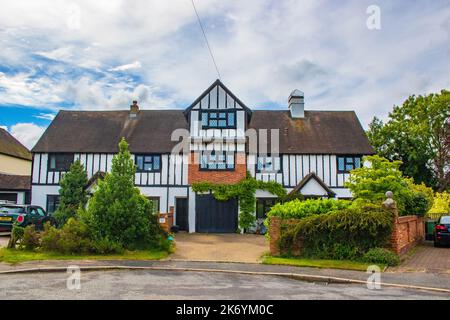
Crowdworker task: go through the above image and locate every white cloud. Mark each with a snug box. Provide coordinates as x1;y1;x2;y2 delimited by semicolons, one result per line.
0;71;64;108
109;61;142;72
35;46;74;62
0;0;448;127
34;113;56;120
59;77;172;110
9;123;46;149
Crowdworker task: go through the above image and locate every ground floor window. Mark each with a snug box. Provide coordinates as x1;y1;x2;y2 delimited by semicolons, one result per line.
256;198;278;219
46;195;60;214
0;193;18;204
147;197;160;214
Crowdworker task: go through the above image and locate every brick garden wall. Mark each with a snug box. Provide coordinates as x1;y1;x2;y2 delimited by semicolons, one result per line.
269;213;425;257
269;216;303;256
391;215;424;256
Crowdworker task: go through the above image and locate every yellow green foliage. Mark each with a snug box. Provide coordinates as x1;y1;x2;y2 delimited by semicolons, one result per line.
429;192;450;214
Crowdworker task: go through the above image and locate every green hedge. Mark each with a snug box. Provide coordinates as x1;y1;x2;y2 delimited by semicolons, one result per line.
363;247;400;266
279;206;393;260
266;198;351;221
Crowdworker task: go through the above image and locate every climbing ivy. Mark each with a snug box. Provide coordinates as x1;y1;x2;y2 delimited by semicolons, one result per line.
192;172;286;231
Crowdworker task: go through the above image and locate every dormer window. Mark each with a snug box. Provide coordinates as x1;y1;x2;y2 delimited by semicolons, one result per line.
200;110;236;129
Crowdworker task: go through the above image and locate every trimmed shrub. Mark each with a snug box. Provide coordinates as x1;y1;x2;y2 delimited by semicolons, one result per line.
41;218;92;254
363;248;400;266
40;222;61;252
266;198;351;220
22;225;40;250
90;237;124;254
279;206;393;260
57;218;92;254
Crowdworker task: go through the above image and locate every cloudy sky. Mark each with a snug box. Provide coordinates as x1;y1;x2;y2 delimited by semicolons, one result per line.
0;0;449;149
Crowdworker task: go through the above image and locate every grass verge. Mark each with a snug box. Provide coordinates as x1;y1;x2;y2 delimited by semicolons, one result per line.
0;248;168;265
262;255;384;271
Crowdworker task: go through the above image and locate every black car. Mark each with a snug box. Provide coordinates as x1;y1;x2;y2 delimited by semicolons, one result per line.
434;215;450;247
0;204;56;232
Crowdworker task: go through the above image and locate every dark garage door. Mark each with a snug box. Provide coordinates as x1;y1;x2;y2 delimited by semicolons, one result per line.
196;194;238;233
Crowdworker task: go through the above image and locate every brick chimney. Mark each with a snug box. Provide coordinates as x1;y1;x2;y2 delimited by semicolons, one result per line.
130;100;139;118
288;89;304;118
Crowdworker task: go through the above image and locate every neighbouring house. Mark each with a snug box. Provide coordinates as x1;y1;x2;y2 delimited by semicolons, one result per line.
31;80;374;232
0;128;32;204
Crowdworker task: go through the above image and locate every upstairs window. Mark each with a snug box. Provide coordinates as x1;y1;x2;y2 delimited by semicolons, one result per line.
200;151;235;171
48;153;74;172
257;156;281;173
337;156;362;173
200;110;236;129
135;155;161;172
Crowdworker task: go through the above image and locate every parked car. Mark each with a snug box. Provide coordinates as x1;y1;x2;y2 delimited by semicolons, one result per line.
0;205;56;232
434;215;450;247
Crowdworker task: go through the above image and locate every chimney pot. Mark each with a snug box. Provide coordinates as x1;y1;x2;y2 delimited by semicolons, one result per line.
130;100;139;118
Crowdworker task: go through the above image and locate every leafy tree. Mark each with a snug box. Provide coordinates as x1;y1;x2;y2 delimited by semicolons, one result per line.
428;191;450;214
345;155;433;216
86;138;164;249
367;90;450;191
53;160;88;226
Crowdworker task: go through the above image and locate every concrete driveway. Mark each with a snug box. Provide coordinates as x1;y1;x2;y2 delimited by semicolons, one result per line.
171;233;267;263
0;235;9;248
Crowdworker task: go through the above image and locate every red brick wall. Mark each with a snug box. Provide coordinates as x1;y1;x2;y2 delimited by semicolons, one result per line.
269;216;302;256
159;206;174;232
391;216;424;255
188;152;247;185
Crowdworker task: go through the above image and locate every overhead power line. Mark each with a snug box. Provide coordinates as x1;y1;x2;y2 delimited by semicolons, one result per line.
190;0;221;80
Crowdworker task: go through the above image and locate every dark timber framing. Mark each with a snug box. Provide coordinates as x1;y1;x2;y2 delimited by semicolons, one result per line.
184;79;252;120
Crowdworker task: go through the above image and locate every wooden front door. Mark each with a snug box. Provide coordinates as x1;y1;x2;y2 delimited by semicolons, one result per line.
176;198;188;231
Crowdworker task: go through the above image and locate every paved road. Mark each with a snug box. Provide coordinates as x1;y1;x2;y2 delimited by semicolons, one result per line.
0;270;448;300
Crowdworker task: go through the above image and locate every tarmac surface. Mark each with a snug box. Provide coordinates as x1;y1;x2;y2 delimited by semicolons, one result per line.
0;269;448;300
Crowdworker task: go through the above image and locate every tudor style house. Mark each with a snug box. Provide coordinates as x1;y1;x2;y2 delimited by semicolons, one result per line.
0;128;32;204
31;80;374;233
